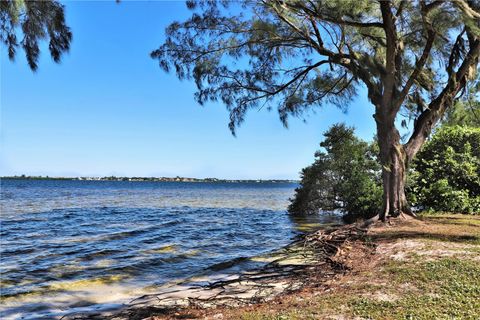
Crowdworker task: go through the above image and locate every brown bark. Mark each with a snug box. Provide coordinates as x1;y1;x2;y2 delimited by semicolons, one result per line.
379;145;412;221
373;7;480;222
375;106;414;221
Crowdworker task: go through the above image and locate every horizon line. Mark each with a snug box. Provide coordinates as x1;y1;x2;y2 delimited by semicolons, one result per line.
1;175;299;182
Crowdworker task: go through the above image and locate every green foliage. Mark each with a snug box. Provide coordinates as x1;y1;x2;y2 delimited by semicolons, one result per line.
408;126;480;214
0;0;72;71
154;1;479;134
443;99;480;127
442;77;480;127
288;124;382;220
292;125;480;219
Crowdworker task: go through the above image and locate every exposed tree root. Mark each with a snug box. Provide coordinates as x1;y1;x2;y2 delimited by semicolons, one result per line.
64;224;371;320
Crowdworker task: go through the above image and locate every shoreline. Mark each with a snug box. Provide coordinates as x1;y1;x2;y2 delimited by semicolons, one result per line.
64;214;480;319
1;178;343;320
0;220;340;320
63;224;357;320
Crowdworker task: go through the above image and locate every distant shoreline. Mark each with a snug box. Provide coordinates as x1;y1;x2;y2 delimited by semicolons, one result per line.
1;176;299;183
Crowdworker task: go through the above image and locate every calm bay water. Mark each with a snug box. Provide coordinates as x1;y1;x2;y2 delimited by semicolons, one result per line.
0;179;339;319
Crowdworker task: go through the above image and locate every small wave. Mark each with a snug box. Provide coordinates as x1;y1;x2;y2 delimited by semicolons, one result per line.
79;249;123;261
205;256;250;272
1;247;36;257
100;226;156;241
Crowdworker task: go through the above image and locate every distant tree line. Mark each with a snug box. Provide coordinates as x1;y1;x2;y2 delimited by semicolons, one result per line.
2;175;297;183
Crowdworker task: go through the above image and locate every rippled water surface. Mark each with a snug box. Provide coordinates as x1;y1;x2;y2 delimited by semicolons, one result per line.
0;179;339;319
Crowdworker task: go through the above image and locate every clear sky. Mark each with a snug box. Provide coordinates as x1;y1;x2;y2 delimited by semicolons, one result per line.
1;1;377;180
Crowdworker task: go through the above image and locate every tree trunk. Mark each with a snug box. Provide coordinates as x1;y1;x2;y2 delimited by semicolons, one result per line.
379;145;412;220
375;113;414;221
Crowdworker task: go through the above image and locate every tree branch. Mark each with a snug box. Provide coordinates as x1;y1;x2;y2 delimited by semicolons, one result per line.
380;0;398;109
395;27;436;109
447;28;467;77
229;60;330;98
405;38;480;160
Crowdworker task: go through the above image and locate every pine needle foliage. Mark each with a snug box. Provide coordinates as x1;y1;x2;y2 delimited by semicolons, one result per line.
1;0;72;71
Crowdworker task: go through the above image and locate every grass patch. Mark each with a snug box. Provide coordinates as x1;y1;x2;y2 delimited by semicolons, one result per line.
240;294;350;320
233;215;480;320
369;214;480;245
239;257;480;320
351;258;480;319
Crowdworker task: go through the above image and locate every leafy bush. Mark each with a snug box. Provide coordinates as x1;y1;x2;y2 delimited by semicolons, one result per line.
408;126;480;214
288;124;382;221
291;125;479;221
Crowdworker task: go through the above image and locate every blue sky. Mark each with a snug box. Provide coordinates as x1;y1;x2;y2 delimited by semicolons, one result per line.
1;1;377;180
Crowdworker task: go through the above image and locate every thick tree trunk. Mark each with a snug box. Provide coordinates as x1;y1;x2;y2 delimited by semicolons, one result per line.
379;145;412;220
375;112;414;221
367;18;479;223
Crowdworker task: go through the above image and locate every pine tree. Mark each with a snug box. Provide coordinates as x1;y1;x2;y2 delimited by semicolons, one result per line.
154;0;480;220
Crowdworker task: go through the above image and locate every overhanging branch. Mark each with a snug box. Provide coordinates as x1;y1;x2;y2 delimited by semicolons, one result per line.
404;38;480;160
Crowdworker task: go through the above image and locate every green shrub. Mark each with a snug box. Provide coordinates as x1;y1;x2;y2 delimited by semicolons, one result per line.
288;124;382;221
408;126;480;214
291;125;480;220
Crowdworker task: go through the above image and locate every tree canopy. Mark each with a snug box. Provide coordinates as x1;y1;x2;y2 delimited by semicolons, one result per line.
154;0;479;134
1;0;72;71
155;0;480;219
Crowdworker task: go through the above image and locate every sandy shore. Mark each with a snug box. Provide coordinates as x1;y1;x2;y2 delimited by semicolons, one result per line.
62;215;480;320
61;224;356;319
